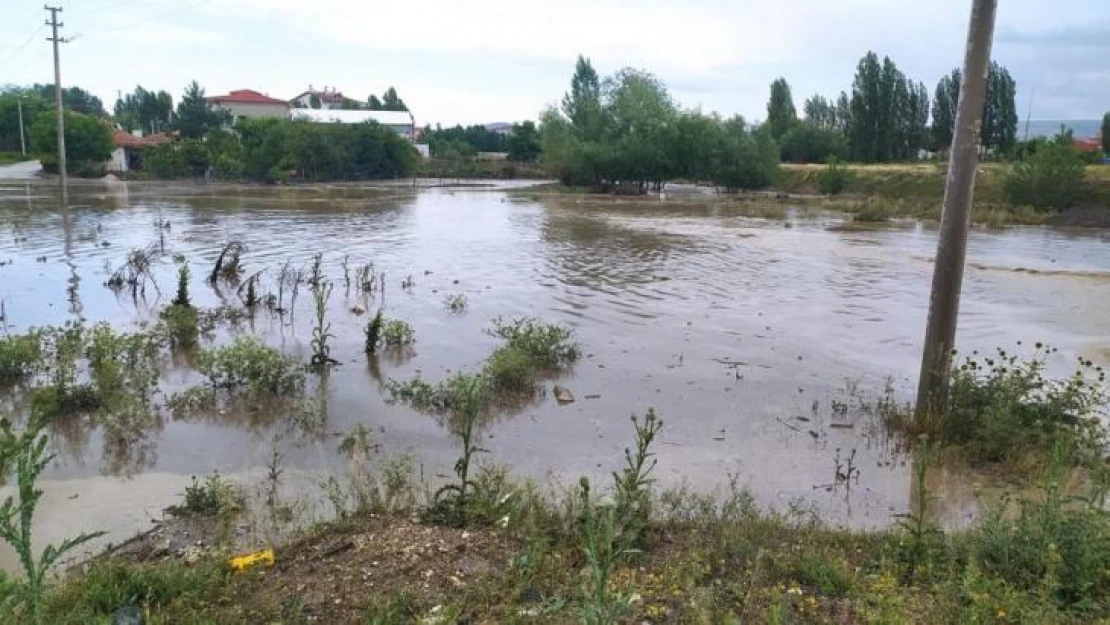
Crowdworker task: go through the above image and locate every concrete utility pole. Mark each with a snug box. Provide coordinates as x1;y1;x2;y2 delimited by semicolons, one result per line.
17;95;26;155
45;4;68;205
915;0;998;419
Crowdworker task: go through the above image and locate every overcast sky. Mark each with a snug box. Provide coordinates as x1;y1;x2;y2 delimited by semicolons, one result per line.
1;0;1107;127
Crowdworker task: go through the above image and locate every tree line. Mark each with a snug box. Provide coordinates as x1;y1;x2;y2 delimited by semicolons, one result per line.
540;56;779;192
775;53;1019;164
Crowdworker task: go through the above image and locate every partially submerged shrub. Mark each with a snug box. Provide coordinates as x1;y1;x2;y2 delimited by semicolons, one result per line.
0;332;42;383
852;201;892;223
159;304;199;348
199;336;304;396
380;319;415;348
172;263;191;308
488;317;579;370
364;310;384;355
484;344;539;394
443;293;468;313
939;345;1106;467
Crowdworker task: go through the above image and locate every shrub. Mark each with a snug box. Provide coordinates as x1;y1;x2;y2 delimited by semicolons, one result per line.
170;471;241;518
159;304;199;348
380;319;415;348
483;345;538;394
364;311;384;354
940;345;1106;467
817;156;850;195
1004;141;1086;210
0;332;42;383
198;337;304;396
488;317;579;370
969;447;1110;609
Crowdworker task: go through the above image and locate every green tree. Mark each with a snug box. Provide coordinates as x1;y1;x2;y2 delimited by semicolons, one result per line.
709;119;780;191
0;91;49;152
1005;131;1086;210
931;70;959;151
766;78;797;140
29;110;113;164
367;95;383;110
561;55;603;139
507;120;541;162
932;63;1017;154
113;86;173;133
1102;112;1110;155
25;84;105;116
779;122;848;163
847;52;927;161
174;81;226;139
380;87;407;112
803;94;838;130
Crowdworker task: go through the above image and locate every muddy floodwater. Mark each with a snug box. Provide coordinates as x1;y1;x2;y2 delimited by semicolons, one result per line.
1;179;1109;571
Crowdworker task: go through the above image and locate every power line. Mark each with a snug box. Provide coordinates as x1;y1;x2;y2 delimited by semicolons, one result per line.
82;0;211;38
0;24;47;71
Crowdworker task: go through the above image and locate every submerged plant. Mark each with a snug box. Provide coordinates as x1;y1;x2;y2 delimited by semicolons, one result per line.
0;422;105;623
198;336;304;397
209;241;244;283
106;245;161;298
0;332;43;384
381;319;415;348
364;310;383;355
238;271;262;309
310;282;335;367
307;252;324;289
488;317;579;370
172;263;192;308
443;293;467;313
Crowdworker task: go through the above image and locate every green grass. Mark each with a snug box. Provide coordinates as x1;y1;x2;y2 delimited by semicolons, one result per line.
0;152;32;166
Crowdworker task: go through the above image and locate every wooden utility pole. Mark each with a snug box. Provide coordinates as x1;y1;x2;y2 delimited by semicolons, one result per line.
915;0;998;419
45;4;68;205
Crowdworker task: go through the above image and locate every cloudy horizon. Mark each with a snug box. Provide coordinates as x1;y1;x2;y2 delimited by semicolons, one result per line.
1;0;1107;127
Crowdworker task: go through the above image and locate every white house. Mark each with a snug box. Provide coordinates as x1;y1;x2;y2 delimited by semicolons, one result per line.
290;109;415;140
289;86;347;110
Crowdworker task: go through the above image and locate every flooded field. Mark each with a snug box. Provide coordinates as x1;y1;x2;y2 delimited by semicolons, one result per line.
1;179;1108;571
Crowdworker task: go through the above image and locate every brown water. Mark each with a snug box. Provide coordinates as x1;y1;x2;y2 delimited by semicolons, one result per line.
1;179;1109;569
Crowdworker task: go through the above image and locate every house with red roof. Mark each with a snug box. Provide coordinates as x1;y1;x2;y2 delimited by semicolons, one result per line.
207;89;290;122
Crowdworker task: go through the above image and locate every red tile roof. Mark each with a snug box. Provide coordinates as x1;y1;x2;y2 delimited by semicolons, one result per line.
1073;137;1103;153
113;131;173;148
208;89;288;105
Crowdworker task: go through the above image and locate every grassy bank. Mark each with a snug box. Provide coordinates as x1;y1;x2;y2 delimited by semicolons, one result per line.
31;413;1110;624
778;163;1110;219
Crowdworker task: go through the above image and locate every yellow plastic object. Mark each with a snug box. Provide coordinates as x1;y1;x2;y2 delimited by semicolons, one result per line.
229;548;274;572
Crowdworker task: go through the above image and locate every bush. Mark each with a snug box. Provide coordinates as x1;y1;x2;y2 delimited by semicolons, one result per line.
940;345;1106;467
159;304;199;348
0;332;42;383
380;319;415;348
1004;141;1086;210
969;450;1110;609
198;337;304;396
817;157;850;195
488;317;579;370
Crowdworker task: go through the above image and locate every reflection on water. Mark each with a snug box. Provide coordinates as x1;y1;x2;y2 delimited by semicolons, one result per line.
1;180;1109;552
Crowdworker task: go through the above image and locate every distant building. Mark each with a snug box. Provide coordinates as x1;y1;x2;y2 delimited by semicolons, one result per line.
289;86;348;110
109;130;172;172
291;109;415;140
1073;136;1103;154
484;122;512;136
207;89;290;122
